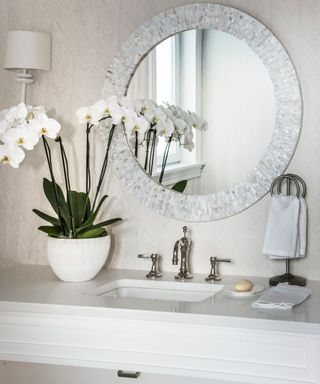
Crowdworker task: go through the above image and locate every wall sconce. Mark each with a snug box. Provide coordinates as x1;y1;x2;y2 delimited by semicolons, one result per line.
4;30;51;104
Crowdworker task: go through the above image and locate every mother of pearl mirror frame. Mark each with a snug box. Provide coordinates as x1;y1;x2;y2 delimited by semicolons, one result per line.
102;3;302;221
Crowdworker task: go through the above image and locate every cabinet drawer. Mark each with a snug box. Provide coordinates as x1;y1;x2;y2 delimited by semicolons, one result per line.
0;362;229;384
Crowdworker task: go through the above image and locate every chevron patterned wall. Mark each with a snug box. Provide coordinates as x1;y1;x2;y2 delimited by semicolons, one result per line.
0;0;319;280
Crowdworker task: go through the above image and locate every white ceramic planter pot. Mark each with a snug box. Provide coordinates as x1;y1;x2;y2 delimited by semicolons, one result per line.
47;236;110;282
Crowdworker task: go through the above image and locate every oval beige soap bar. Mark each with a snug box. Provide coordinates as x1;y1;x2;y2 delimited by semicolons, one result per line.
234;279;253;292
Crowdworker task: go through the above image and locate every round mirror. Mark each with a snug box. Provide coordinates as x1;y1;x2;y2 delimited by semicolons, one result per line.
127;29;276;194
102;4;302;221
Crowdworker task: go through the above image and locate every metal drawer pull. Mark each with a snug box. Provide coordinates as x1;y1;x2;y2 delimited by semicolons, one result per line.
117;370;141;378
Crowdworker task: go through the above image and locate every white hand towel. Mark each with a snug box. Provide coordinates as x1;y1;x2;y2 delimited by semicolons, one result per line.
251;283;312;310
298;198;308;257
263;195;300;258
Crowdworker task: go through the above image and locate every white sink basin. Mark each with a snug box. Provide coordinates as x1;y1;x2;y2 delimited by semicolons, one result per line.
93;279;224;302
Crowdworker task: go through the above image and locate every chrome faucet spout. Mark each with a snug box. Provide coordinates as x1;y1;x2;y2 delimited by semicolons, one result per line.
172;226;193;280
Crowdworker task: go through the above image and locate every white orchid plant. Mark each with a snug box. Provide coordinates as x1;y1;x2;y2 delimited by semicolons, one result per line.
0;102;121;239
125;98;207;187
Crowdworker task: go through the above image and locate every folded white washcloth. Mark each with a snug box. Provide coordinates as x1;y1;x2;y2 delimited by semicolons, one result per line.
251;283;312;310
263;195;300;258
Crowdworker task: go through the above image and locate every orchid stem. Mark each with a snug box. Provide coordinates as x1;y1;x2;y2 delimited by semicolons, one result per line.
148;129;157;175
92;124;116;211
159;135;172;184
42;136;66;235
56;136;75;236
86;123;91;195
134;131;138;157
144;129;152;172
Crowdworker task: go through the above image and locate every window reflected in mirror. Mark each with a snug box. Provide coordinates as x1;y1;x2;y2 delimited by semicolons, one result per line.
127;29;276;195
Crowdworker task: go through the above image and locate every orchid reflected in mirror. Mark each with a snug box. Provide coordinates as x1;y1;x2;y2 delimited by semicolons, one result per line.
125;98;207;189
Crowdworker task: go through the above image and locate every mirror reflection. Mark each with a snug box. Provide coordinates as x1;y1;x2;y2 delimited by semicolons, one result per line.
127;29;276;194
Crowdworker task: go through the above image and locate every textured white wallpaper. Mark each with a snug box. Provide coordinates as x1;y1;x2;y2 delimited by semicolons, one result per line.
0;0;319;281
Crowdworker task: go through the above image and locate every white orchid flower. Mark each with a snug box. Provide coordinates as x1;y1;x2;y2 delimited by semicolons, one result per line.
108;102;123;125
0;144;25;168
3;125;39;150
29;113;61;139
163;103;207;132
161;107;185;133
134;99;156;115
187;111;207;130
144;107;167;125
121;107;136;124
91;100;110;122
89;101;106;125
76;106;94;125
171;116;187;135
156;118;175;138
125;114;149;136
91;100;123;125
5;103;28;127
183;128;195;152
176;116;187;131
105;100;128;125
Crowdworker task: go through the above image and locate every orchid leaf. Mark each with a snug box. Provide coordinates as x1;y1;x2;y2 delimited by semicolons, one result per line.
33;209;61;227
92;194;108;218
38;226;61;238
67;191;88;228
172;180;187;193
75;194;108;233
84;195;91;221
77;217;122;235
89;218;122;229
77;227;106;239
43;178;71;232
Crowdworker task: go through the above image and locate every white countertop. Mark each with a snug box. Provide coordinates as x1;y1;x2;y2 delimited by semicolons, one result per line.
0;265;320;334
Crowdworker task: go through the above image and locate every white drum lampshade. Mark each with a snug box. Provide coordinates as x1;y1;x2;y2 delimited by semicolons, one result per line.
4;30;51;103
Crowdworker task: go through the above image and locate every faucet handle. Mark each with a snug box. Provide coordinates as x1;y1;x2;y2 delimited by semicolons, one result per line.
212;257;231;264
205;256;231;281
138;254;153;259
138;253;162;279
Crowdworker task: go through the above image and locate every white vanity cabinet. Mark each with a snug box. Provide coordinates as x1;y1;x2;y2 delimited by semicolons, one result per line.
0;303;319;384
0;266;319;384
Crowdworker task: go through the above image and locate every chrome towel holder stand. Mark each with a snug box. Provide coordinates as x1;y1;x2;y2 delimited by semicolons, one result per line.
268;173;307;287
